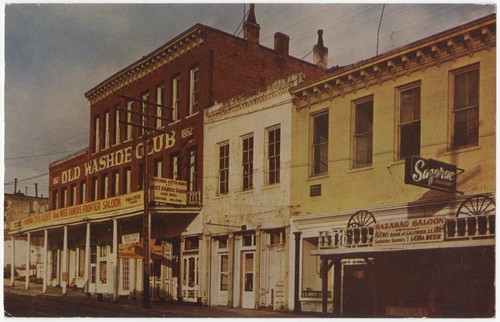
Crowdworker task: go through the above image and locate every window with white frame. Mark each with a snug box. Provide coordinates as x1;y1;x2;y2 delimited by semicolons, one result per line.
155;158;164;178
172;76;181;122
156;84;165;129
220;254;229;291
218;142;230;195
398;83;421;159
126;101;133;141
115;106;121;145
188;147;198;191
80;181;87;204
242;134;254;190
124;168;131;194
266;125;280;185
311;112;328;175
104;110;110;149
189;66;199;115
170;153;180;180
141;92;150;136
353;98;373;168
91;177;98;201
94;115;100;153
61;187;68;208
451;64;479;149
113;170;120;196
70;184;77;206
101;174;108;199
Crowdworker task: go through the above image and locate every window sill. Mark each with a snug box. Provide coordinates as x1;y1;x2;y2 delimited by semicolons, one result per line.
168;120;181;126
262;183;281;191
186;111;200;119
307;174;329;182
348;165;375;174
444;144;481;156
236;188;254;195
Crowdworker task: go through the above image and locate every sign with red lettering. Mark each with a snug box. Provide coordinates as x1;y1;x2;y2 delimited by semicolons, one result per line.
405;157;457;193
374;216;445;246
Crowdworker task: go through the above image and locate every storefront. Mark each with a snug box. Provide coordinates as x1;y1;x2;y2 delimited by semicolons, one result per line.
299;194;495;317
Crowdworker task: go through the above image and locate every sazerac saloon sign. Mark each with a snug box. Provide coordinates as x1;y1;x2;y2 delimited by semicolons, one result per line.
404;156;458;193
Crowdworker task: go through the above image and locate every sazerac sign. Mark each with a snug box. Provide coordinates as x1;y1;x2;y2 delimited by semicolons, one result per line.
404;156;458;193
150;177;188;205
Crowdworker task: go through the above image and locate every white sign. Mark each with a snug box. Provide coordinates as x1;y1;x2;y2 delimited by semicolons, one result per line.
122;232;140;244
374;216;445;246
150;177;187;205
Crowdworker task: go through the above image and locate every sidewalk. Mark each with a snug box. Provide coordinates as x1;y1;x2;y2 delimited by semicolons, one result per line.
4;279;314;318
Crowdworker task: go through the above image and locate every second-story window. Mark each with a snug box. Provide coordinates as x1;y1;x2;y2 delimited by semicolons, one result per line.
452;64;479;149
61;187;67;208
80;181;87;204
124;168;131;194
172;76;181;122
113;170;120;196
94;115;100;153
126;101;133;141
170;153;180;180
242;135;254;190
91;177;98;201
156;84;165;129
398;83;421;159
311;112;329;175
115;106;121;145
104;110;110;149
155;158;164;178
188;147;198;191
52;190;58;210
266;125;280;185
101;174;109;199
353;98;373;168
218;142;230;195
141;92;150;136
70;184;77;206
189;66;200;115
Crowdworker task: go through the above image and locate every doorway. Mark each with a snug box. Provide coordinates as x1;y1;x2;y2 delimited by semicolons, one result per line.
342;261;374;317
241;251;255;309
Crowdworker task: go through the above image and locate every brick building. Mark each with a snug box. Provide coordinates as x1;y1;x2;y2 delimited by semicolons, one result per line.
8;5;326;305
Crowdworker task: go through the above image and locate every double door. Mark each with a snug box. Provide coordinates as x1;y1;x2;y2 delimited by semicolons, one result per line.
88;245;110;294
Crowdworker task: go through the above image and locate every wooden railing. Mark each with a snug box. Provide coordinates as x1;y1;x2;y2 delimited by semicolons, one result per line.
187;191;201;206
319;227;374;249
444;214;495;240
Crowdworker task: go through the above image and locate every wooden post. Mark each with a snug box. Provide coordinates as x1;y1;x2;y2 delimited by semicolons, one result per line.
333;257;342;317
43;229;48;293
321;257;328;315
293;232;301;313
25;232;30;290
62;226;68;295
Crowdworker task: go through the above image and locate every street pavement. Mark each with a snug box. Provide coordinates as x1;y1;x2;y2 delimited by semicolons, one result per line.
3;279;316;318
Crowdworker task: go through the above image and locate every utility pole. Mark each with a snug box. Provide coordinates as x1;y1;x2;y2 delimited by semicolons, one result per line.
118;94;171;309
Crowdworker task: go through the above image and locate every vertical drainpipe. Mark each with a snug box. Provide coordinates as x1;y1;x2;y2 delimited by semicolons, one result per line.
10;236;15;287
25;232;31;290
43;229;48;293
62;226;68;295
333;257;342;316
112;218;118;302
284;225;291;310
293;232;302;313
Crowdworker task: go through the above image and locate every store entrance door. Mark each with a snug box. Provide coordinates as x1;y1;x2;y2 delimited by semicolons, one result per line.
241;251;255;309
342;263;374;317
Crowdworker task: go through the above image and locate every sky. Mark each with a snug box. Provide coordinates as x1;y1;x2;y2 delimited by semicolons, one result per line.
3;1;496;198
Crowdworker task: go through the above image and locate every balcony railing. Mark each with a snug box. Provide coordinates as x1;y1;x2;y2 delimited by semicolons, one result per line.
444;214;495;240
187;191;201;206
318;214;495;250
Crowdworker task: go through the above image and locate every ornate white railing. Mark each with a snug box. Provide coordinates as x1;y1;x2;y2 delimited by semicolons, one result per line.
444;214;495;240
187;191;201;206
319;227;374;249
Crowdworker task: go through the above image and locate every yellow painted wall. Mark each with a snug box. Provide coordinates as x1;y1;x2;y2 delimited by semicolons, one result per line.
291;47;495;216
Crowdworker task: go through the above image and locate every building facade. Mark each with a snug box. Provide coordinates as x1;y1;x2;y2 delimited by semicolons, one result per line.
289;14;495;317
7;6;325;306
203;74;305;310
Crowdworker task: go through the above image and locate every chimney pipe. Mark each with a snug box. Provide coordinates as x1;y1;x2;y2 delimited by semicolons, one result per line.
244;4;260;46
14;178;17;194
35;183;38;198
25;186;28;196
313;29;328;69
274;32;290;58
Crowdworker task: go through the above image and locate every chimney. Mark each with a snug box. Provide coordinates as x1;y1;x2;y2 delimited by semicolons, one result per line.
244;4;260;46
35;183;38;198
14;178;17;194
313;29;328;69
274;32;289;58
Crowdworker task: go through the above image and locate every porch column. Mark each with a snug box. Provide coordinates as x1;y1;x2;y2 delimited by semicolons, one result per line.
293;232;302;313
25;232;30;290
84;222;90;295
284;225;291;310
10;236;15;287
227;233;235;308
43;229;48;293
62;226;68;295
254;229;261;309
112;218;118;302
333;257;342;317
321;257;328;315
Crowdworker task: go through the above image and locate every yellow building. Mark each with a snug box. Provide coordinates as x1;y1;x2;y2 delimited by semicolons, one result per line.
289;14;495;317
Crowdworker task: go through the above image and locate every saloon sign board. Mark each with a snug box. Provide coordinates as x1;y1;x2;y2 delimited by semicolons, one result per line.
405;157;458;193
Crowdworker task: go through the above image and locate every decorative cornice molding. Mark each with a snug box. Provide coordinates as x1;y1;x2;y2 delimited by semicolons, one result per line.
85;28;204;105
292;17;496;111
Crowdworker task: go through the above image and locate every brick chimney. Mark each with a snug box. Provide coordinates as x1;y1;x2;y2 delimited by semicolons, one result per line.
244;4;260;46
274;32;289;58
313;29;328;69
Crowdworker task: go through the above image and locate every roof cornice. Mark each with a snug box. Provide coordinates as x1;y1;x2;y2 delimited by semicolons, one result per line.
292;14;496;111
85;25;205;105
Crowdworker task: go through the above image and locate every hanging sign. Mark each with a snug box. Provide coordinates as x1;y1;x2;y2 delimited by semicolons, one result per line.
404;157;457;193
150;177;187;205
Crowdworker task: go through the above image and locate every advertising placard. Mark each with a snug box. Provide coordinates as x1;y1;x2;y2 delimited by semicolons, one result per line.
374;216;445;246
404;157;457;193
150;177;187;205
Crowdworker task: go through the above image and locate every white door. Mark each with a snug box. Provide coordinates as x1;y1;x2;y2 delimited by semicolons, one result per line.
163;242;178;300
88;246;97;293
182;255;199;302
241;251;255;309
118;258;131;296
96;246;109;294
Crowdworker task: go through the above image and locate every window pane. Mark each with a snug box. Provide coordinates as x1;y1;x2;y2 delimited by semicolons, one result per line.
400;122;421;158
453;67;479;148
312;113;328;175
355;100;373;167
